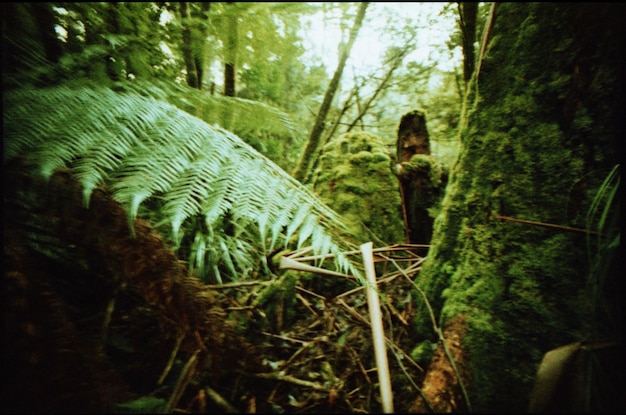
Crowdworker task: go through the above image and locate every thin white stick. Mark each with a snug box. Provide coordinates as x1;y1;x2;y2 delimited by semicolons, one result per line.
361;242;394;413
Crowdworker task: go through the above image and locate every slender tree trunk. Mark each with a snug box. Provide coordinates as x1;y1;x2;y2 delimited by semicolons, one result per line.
193;2;210;89
29;2;63;63
179;2;199;89
322;86;358;146
475;2;498;82
224;2;238;97
292;2;369;184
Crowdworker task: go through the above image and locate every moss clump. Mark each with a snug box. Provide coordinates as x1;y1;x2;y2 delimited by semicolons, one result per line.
253;271;300;333
312;132;405;245
410;340;435;368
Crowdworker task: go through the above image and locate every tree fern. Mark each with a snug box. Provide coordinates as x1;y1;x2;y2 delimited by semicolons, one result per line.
124;79;299;146
3;83;364;282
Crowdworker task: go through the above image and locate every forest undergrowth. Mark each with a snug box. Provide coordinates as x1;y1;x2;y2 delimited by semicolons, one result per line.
2;158;469;413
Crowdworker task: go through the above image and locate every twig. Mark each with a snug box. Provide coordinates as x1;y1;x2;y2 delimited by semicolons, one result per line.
384;299;409;326
194;330;208;351
296;285;327;301
279;341;314;372
296;292;320;317
247;372;330;391
494;215;598;235
389;340;433;412
336;298;370;325
336;294;424;374
164;348;200;413
287;244;429;262
279;255;356;279
204;280;272;289
204;385;238;413
334;272;404;300
259;331;310;346
285;246;314;258
158;332;185;385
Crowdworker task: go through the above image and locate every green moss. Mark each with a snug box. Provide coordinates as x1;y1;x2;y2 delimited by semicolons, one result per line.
415;3;624;412
312;132;405;245
349;150;374;164
254;271;300;332
410;340;435;368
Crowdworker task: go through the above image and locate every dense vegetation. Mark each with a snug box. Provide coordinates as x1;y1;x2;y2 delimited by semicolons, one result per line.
2;2;623;413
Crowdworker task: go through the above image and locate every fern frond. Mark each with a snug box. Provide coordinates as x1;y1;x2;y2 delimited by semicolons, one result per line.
124;79;298;142
3;84;365;280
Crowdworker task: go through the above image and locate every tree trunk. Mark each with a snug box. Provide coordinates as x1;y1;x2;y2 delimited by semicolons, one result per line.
412;3;625;412
179;2;200;89
179;2;211;89
457;2;477;84
292;2;369;184
29;2;63;64
193;2;211;89
224;2;238;97
2;3;62;77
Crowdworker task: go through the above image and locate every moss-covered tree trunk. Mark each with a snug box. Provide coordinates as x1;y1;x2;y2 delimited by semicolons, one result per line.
412;3;624;412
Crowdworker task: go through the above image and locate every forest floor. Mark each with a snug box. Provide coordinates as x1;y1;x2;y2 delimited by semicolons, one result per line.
2;161;469;413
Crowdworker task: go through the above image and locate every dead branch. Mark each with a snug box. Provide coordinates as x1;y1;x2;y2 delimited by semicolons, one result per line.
248;372;330;392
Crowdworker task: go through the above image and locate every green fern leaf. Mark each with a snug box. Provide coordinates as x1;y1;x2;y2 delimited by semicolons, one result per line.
3;83;365;280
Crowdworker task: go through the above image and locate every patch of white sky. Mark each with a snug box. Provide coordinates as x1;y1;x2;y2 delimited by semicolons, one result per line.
298;2;461;78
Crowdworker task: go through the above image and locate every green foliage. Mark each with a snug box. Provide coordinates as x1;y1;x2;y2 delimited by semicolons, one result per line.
115;397;166;414
3;83;367;283
585;164;621;337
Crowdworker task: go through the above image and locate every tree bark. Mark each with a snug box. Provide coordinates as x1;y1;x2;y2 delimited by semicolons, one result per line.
224;2;238;97
179;2;211;89
457;2;477;84
29;2;63;63
292;2;369;184
179;2;200;89
394;110;447;250
193;3;211;89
